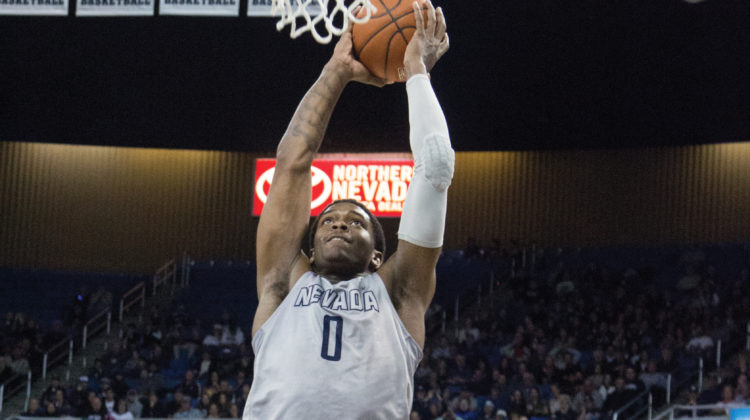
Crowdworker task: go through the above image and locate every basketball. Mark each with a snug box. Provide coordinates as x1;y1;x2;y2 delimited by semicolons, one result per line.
352;0;430;83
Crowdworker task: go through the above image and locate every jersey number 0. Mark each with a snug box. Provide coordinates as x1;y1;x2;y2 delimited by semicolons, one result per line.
321;315;343;361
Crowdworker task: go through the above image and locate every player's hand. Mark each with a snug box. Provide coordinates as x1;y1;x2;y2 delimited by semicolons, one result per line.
403;0;449;77
326;23;390;87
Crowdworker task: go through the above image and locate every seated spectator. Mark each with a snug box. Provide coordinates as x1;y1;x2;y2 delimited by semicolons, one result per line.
102;340;128;375
457;319;481;346
198;391;213;415
140;391;166;418
735;373;749;403
42;401;59;417
437;408;465;420
204;370;221;395
685;325;714;355
123;350;143;377
166;390;187;417
508;389;527;420
220;320;245;347
228;403;240;418
82;396;109;420
197;351;214;380
40;376;63;407
454;396;478;420
126;389;143;418
551;395;576;420
203;324;223;347
21;398;42;417
479;400;497;420
52;388;74;416
526;388;550;419
623;367;645;395
206;403;221;418
180;369;201;400
714;384;743;415
111;398;134;420
88;358;106;382
112;372;130;397
578;397;602;420
638;360;665;388
235;383;251;410
68;376;91;416
103;386;117;413
548;385;564;415
173;395;203;418
601;377;630;417
136;366;164;396
572;379;603;414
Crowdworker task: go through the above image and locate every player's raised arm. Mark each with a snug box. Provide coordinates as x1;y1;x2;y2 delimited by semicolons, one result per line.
379;0;452;347
253;28;388;336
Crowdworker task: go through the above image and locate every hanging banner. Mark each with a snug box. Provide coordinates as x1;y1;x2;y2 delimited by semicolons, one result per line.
253;157;415;218
76;0;152;16
247;0;320;17
159;0;237;16
0;0;67;15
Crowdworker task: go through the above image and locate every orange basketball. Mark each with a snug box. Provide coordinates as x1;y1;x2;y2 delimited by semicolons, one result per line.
352;0;429;83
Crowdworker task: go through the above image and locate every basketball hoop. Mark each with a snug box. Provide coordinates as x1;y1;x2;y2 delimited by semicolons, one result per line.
271;0;377;44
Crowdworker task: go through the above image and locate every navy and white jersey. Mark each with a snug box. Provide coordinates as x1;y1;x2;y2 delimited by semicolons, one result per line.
244;271;423;420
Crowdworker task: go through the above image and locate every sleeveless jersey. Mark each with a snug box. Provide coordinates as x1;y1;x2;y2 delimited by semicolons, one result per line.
244;271;423;420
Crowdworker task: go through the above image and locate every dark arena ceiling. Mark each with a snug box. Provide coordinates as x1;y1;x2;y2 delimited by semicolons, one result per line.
1;0;749;153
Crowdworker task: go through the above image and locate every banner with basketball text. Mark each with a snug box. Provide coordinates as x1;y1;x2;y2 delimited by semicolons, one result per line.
76;0;152;16
0;0;67;15
159;0;236;16
253;157;414;218
246;0;320;17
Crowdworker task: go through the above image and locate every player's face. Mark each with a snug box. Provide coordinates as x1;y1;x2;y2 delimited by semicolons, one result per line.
311;202;382;277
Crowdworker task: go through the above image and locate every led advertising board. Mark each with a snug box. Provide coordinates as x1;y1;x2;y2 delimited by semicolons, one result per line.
253;157;414;218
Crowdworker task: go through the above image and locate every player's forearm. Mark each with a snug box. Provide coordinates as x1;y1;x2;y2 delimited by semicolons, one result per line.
275;64;349;170
407;74;449;150
398;74;454;248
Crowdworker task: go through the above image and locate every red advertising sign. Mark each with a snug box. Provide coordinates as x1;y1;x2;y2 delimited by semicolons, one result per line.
253;157;415;218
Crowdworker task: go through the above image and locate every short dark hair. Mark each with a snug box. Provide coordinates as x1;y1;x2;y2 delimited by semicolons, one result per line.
308;199;386;257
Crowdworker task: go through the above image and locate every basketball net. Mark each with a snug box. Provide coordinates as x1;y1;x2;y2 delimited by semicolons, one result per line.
271;0;377;44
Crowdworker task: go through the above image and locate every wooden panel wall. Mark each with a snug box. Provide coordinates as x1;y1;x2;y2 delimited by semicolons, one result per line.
0;142;257;273
1;141;749;272
445;143;750;248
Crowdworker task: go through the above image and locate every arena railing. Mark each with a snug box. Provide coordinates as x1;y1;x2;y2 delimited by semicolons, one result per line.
82;308;111;350
0;372;31;416
41;337;73;381
119;281;146;323
614;388;651;420
618;331;746;420
650;403;749;420
152;258;177;297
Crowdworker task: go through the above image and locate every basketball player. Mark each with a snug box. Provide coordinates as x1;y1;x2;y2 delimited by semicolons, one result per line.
244;1;452;418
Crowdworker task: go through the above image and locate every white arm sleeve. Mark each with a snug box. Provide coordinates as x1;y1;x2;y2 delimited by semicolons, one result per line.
397;74;455;248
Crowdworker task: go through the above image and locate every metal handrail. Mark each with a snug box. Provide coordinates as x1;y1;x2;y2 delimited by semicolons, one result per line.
119;281;145;321
41;336;73;380
651;403;745;420
613;388;651;420
0;371;30;412
153;259;176;296
82;308;111;349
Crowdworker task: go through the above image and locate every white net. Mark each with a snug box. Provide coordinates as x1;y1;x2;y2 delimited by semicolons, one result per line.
271;0;377;44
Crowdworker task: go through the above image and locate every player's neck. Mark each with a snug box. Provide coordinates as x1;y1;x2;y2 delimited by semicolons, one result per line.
314;266;372;283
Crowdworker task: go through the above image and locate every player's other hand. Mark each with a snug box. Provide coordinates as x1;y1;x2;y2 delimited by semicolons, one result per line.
326;24;390;87
403;0;449;78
